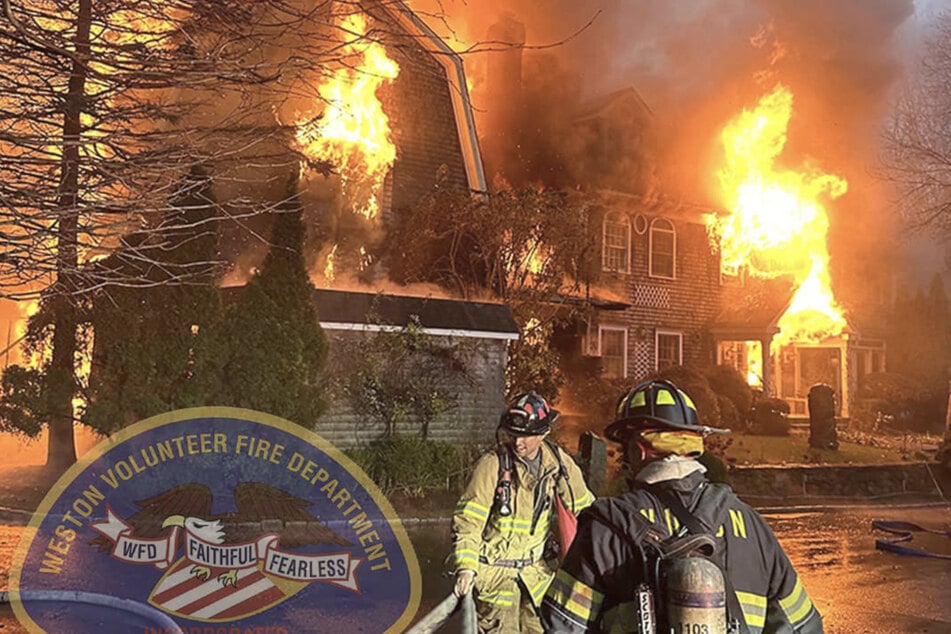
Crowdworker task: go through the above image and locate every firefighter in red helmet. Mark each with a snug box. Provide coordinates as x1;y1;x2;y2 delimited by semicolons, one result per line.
451;392;595;633
541;380;824;633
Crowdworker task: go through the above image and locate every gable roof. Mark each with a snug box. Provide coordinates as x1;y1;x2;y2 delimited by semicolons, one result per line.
370;0;486;193
574;86;653;123
314;288;519;340
713;276;860;341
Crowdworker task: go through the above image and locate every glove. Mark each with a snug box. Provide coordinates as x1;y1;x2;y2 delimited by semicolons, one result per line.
454;569;476;597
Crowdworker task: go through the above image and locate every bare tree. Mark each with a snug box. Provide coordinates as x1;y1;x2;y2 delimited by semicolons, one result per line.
387;186;597;399
0;0;387;468
880;11;951;235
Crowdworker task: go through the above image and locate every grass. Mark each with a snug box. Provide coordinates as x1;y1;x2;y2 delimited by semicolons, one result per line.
719;430;921;466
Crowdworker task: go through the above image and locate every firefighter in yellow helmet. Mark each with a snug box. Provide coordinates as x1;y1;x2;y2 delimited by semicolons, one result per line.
541;380;824;633
451;392;595;633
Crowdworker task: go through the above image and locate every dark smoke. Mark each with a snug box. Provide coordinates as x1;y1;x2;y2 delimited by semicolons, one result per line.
411;0;921;297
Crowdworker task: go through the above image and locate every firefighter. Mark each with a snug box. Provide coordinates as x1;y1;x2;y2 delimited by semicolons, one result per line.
452;392;595;633
541;380;824;634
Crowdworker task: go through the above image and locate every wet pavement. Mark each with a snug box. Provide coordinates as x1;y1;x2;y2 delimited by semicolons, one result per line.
2;504;950;632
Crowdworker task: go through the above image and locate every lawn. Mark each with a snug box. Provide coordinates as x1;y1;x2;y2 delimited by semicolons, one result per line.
719;430;934;466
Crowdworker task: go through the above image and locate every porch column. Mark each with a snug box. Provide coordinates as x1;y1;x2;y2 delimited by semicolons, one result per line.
761;337;774;396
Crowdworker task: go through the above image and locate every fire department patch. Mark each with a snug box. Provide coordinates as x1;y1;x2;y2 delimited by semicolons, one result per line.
10;407;422;633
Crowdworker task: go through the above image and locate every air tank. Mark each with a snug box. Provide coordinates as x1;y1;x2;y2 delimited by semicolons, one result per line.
663;557;727;634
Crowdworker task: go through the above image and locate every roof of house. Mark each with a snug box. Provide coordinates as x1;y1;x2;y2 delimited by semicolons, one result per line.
313;288;519;340
574;86;653;123
370;0;486;193
712;278;793;339
713;276;864;341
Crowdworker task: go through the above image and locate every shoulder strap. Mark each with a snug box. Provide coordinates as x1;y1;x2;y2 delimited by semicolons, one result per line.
653;485;751;634
493;445;514;517
587;502;667;581
544;439;569;478
544;439;577;511
496;443;513;474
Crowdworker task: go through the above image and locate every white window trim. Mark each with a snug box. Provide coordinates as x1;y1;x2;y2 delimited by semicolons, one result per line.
598;324;628;378
655;329;683;369
648;217;676;279
602;212;631;273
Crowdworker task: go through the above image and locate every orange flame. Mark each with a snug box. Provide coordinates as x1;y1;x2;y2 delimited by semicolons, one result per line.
296;12;400;221
707;84;848;353
323;244;339;287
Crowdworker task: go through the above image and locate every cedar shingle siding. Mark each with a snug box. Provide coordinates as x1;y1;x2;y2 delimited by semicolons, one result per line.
371;8;471;212
311;289;517;447
592;199;721;379
317;334;509;447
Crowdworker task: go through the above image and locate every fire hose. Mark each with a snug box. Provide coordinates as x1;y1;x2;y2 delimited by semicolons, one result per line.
0;589;181;629
871;519;951;560
405;591;478;634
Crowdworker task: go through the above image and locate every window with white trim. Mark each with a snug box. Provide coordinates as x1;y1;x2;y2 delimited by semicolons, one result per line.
602;212;631;273
599;326;628;378
649;217;676;279
655;330;682;370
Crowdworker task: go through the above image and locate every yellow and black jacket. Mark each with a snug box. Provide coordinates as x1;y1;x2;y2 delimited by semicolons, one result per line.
452;442;595;608
541;470;823;633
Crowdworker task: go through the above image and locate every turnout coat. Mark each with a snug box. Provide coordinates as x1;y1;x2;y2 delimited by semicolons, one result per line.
451;442;595;609
541;469;824;633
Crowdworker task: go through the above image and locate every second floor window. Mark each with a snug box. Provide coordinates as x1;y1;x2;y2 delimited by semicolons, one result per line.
602;212;631;273
649;218;676;279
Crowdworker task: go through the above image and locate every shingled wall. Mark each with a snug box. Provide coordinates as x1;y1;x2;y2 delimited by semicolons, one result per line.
315;332;508;448
593;201;722;379
371;8;471;213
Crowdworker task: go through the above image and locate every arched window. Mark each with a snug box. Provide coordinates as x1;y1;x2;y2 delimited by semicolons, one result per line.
649;217;676;279
602;212;631;273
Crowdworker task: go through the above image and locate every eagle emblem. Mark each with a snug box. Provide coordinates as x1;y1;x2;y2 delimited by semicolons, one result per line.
90;481;359;622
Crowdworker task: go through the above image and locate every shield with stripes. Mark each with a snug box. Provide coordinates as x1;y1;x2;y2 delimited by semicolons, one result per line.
149;559;305;621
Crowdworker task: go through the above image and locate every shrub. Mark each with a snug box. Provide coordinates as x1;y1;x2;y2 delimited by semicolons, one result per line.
748;394;791;436
857;372;947;434
347;436;486;498
704;365;753;420
716;395;742;430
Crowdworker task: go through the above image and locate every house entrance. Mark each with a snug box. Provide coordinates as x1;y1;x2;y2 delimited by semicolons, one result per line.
778;345;842;416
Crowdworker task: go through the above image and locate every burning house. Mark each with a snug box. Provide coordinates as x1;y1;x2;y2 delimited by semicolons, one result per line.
288;0;517;443
513;51;884;420
578;191;722;379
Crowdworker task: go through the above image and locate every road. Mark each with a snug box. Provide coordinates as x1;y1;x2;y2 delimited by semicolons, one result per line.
2;505;949;632
408;505;951;634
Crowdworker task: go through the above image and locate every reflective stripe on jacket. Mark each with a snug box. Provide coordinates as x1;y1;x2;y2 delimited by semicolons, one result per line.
452;442;595;606
541;471;823;633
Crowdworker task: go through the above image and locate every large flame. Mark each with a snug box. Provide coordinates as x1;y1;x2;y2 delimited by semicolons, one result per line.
296;12;400;221
707;84;848;353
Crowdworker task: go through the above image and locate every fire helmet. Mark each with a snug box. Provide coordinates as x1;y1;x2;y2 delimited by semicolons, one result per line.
499;392;559;436
603;380;729;442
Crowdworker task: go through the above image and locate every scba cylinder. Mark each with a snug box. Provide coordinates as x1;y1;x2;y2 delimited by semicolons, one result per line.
664;557;727;634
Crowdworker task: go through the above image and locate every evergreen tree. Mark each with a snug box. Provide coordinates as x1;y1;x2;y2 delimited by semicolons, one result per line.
218;173;328;426
84;168;224;434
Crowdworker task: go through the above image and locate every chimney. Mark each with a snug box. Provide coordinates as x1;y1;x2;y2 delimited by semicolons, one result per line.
483;12;527;187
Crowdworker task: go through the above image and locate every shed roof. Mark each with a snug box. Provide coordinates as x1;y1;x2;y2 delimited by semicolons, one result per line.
314;288;519;340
